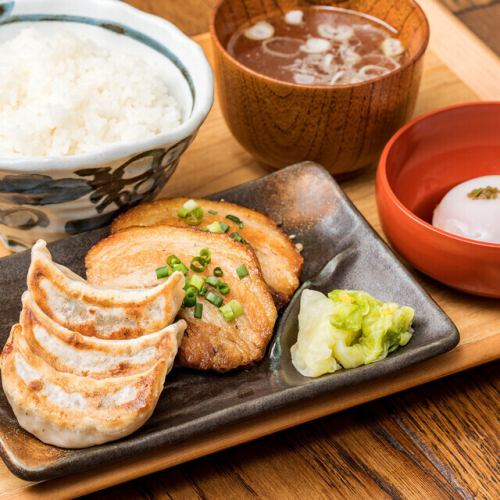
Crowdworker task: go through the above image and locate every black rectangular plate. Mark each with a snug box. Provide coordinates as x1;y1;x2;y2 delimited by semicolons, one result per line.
0;163;459;481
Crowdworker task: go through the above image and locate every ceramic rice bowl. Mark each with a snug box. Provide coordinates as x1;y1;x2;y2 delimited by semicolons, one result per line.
0;0;213;251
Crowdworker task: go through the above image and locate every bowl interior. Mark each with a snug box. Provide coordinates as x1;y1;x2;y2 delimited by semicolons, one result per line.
212;0;428;62
385;103;500;223
0;0;213;170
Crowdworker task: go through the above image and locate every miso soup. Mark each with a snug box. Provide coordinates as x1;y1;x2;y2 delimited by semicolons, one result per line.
227;6;407;86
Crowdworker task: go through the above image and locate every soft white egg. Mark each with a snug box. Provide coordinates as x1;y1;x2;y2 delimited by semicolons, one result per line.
432;175;500;244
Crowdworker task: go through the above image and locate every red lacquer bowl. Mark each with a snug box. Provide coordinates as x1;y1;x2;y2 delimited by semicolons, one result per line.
376;102;500;298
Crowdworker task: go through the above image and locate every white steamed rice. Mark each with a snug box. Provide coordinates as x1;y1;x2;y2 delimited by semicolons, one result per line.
0;27;182;157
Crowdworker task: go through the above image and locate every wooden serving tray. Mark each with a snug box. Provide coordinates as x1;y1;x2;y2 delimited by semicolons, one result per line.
1;10;499;499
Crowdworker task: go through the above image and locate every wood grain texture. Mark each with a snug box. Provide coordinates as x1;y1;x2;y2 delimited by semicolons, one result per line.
124;0;218;36
439;0;498;13
459;3;500;55
0;1;499;498
83;362;500;500
420;0;500;98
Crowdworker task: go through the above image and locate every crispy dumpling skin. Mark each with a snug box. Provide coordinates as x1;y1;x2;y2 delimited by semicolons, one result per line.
28;240;185;339
20;292;186;379
1;325;171;448
85;225;278;372
111;198;303;308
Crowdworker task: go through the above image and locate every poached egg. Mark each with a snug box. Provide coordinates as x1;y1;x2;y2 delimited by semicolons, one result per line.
432;175;500;244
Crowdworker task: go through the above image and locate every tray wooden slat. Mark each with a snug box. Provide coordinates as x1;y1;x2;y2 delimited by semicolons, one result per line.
1;17;499;500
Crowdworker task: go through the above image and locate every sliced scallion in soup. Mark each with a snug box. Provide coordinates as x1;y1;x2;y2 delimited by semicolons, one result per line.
227;6;406;86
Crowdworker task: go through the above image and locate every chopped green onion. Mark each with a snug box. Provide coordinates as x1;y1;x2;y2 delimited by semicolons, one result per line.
183;289;197;307
206;221;221;233
213;267;223;277
185;206;204;226
166;256;188;275
219;300;244;322
219;303;235;321
230;231;247;244
217;282;230;295
190;256;208;273
200;248;211;264
194;302;203;319
189;275;205;290
226;214;244;228
205;291;223;307
178;200;204;226
206;221;229;233
206;276;220;287
177;207;189;218
167;255;181;266
156;266;171;279
228;299;244;318
208;209;218;215
184;284;198;295
173;262;189;274
236;264;249;279
199;285;208;296
183;199;199;212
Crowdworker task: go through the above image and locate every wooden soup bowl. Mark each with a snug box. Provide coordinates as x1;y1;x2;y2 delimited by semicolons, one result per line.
210;0;429;174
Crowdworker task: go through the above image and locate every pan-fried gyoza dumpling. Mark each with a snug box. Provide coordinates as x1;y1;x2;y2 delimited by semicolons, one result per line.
28;240;184;339
1;325;173;448
20;292;186;379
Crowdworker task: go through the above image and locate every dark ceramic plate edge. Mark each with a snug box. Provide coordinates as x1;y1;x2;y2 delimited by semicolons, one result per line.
0;162;460;481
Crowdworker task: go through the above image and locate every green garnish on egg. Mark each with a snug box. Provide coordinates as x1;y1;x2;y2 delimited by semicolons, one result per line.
467;186;499;200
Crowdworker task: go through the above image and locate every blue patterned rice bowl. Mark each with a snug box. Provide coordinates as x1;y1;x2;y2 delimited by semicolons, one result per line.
0;0;213;251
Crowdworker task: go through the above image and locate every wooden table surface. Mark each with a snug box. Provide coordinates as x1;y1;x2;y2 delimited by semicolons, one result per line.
83;1;498;498
440;0;500;55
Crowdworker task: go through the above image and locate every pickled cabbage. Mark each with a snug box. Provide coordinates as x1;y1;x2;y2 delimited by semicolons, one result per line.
290;290;339;377
291;289;414;377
